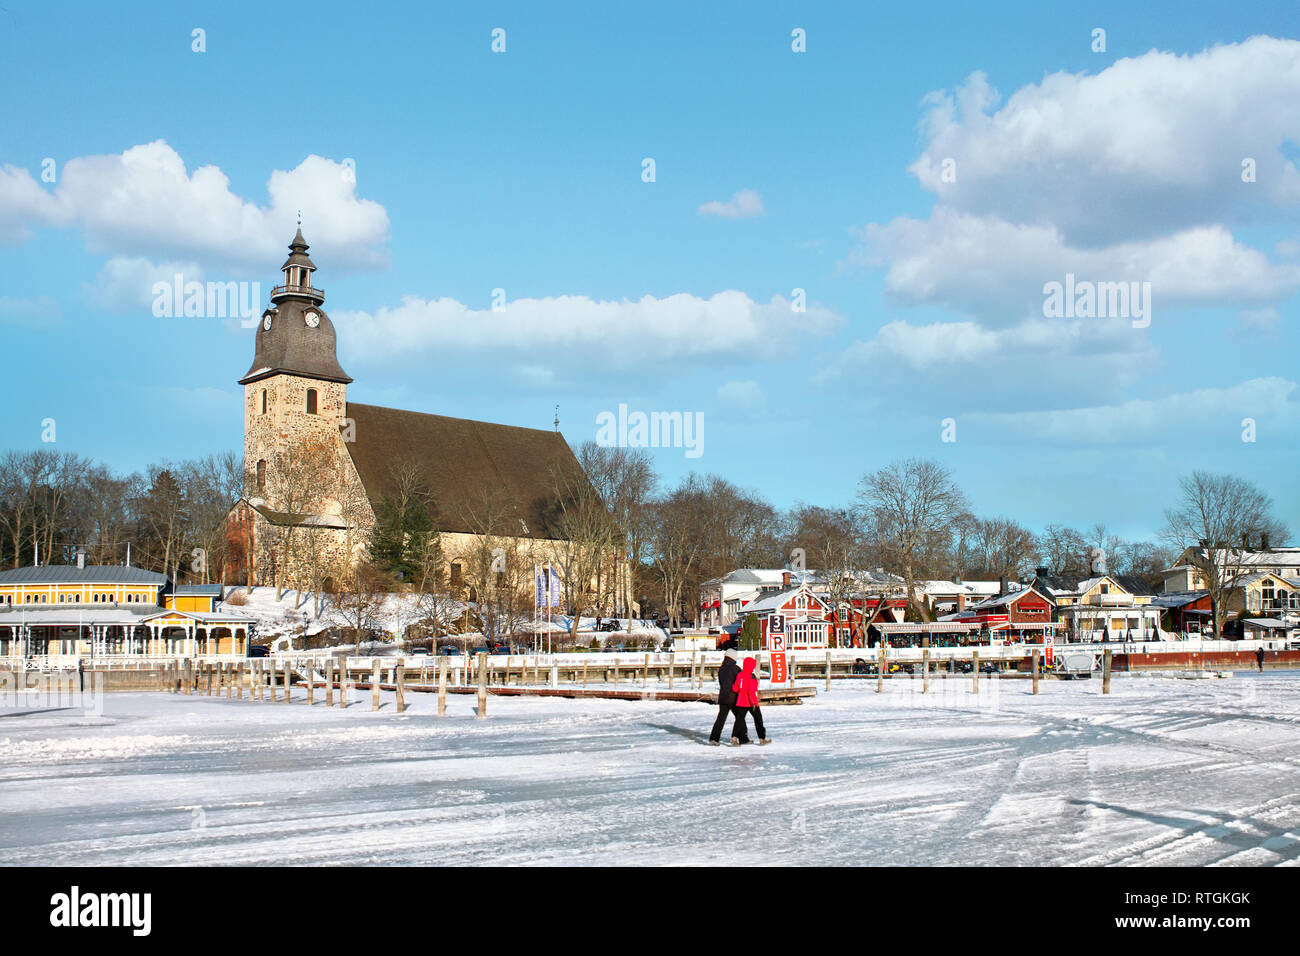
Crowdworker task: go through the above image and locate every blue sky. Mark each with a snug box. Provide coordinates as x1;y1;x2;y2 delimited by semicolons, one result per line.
1;0;1297;540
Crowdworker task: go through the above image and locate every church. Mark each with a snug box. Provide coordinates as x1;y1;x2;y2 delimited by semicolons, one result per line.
223;229;611;612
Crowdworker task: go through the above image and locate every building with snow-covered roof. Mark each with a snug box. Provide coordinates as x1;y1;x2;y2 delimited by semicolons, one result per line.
1162;544;1300;593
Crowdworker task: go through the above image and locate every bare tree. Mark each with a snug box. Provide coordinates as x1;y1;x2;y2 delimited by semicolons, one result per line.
447;485;536;646
1036;524;1090;578
648;475;710;628
333;560;393;655
856;458;969;622
1161;471;1288;636
966;516;1038;580
575;442;656;626
546;459;621;643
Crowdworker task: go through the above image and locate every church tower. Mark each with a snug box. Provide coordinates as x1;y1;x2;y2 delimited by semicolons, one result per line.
239;228;354;508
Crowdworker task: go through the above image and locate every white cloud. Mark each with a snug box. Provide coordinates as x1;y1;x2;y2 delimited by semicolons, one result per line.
818;315;1160;412
0;165;61;243
334;291;841;368
966;377;1298;445
909;37;1300;244
851;209;1300;325
85;256;206;312
0;141;389;270
698;189;764;219
717;380;764;407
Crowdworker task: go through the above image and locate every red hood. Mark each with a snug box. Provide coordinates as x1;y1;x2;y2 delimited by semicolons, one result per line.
743;657;757;674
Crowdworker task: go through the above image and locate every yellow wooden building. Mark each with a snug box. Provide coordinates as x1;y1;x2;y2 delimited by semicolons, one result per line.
0;562;254;662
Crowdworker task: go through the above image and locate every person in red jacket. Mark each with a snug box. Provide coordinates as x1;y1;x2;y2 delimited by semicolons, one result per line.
730;657;770;745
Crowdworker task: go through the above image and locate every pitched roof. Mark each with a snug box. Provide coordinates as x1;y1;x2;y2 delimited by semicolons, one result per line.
0;565;167;586
1148;590;1209;609
970;583;1056;610
1031;572;1083;596
344;402;590;538
739;586;827;615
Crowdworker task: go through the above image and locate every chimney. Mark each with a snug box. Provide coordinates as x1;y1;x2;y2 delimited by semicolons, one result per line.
1262;532;1270;551
76;547;87;570
1000;575;1009;595
782;571;791;588
956;593;966;612
1035;566;1048;578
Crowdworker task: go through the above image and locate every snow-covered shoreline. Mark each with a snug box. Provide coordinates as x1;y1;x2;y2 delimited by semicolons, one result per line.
2;673;1298;866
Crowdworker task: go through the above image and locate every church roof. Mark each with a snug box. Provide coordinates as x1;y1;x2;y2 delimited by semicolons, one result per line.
239;297;352;385
240;229;349;385
343;403;589;538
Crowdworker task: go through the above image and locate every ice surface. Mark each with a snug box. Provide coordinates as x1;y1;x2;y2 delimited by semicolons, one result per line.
2;673;1298;866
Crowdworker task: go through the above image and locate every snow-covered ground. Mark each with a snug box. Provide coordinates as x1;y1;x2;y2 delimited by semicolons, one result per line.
2;673;1299;866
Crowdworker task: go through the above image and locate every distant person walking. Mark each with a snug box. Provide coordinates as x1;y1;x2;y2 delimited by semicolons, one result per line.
710;645;741;746
1257;646;1266;672
730;656;770;746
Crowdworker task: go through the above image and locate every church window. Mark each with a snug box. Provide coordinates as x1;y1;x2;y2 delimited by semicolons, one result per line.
450;563;463;587
261;389;267;414
306;389;318;415
257;459;266;490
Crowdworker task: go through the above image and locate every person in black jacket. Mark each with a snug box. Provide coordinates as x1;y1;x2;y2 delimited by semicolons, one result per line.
710;647;745;745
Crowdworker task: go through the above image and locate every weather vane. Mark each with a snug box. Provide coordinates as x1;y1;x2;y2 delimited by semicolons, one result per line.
554;404;560;432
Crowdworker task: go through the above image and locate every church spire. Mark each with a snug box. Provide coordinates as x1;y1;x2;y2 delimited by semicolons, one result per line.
273;226;324;306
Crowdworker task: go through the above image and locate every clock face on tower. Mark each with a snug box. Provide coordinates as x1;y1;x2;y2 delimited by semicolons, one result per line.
262;314;272;331
304;310;320;328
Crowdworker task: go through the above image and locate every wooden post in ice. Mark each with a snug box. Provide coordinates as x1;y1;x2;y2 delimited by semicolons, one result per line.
183;659;192;695
437;656;448;717
876;643;885;693
339;661;348;709
583;659;589;688
324;658;334;707
971;650;980;695
283;659;292;703
371;658;381;711
236;662;244;700
1031;649;1040;695
395;660;406;714
668;653;674;690
643;653;649;687
1102;648;1112;695
613;658;619;685
475;652;488;718
922;649;930;694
